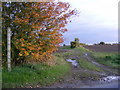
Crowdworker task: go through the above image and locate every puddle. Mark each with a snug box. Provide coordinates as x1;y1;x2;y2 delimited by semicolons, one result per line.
66;59;78;67
84;53;88;56
91;61;100;66
100;76;120;82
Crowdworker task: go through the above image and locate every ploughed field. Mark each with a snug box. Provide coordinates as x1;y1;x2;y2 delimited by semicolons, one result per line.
83;45;118;52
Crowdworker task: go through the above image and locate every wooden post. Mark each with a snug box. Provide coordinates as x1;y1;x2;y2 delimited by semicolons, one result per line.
7;27;11;71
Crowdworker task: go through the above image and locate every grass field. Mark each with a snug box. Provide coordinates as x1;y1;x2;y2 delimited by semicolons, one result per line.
0;70;2;89
55;46;90;59
92;52;120;68
83;45;119;68
58;45;119;69
2;45;119;88
56;46;103;72
2;56;70;88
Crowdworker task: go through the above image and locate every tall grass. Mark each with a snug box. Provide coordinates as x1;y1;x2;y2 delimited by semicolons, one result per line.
2;56;71;88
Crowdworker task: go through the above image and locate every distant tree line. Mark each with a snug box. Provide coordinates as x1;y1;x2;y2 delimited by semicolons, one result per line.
94;41;119;45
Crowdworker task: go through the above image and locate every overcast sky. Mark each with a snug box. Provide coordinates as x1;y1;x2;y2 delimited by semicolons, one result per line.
60;0;119;45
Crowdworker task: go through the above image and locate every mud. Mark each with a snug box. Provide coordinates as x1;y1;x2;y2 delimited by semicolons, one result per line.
44;51;119;88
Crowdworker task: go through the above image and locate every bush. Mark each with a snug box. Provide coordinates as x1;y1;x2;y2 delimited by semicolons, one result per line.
75;38;79;42
114;55;120;64
70;38;80;48
70;41;76;48
105;56;112;60
63;44;66;46
99;41;105;45
70;41;79;48
2;2;77;65
79;43;86;46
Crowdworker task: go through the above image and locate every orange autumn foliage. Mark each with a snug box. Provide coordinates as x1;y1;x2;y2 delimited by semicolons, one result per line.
7;2;77;62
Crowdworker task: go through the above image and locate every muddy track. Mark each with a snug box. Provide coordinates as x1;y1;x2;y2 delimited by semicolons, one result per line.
44;51;119;88
82;52;119;75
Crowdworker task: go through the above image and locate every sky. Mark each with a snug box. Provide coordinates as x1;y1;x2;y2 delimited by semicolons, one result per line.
60;0;119;45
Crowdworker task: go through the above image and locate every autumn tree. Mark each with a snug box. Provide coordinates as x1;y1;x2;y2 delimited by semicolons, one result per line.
2;2;77;64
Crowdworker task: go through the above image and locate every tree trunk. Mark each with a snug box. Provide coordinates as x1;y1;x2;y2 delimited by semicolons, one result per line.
7;27;11;71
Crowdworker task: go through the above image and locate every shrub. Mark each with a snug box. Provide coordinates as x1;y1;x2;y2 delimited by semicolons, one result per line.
70;38;80;48
70;41;79;48
79;43;86;46
75;38;79;42
63;44;66;46
70;41;76;48
2;2;77;65
99;41;105;45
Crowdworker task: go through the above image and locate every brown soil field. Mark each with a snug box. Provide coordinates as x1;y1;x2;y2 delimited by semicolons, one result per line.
83;45;118;52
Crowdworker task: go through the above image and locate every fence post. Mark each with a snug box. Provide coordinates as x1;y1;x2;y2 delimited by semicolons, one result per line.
7;27;11;71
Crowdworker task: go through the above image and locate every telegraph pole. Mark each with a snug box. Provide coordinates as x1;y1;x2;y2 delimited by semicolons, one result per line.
7;27;11;71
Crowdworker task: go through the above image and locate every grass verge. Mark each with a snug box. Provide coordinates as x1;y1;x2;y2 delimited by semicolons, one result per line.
2;56;70;88
55;46;90;59
92;52;120;68
0;70;2;89
78;59;102;72
58;46;72;49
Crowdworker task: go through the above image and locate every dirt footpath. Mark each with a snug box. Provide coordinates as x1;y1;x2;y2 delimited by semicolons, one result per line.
44;52;119;88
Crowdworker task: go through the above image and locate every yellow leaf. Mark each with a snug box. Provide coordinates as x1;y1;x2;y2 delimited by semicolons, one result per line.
19;53;22;56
